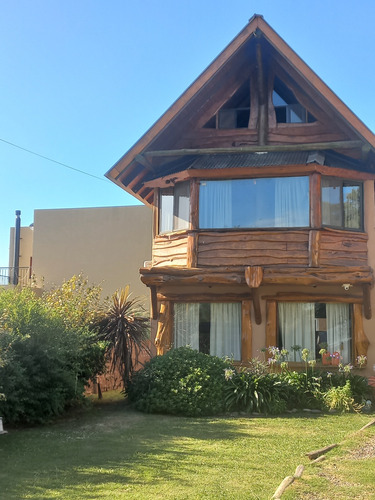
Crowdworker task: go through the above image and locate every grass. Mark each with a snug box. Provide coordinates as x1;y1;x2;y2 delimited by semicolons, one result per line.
0;391;374;499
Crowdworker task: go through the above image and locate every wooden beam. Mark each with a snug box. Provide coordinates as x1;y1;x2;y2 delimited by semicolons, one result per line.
261;293;363;303
310;172;321;228
190;179;199;230
187;232;198;268
308;230;320;267
143;141;363;158
153;188;159;238
154;301;172;355
266;301;277;349
157;292;252;302
150;285;158;320
362;283;372;320
353;303;370;359
252;289;262;325
141;265;373;287
245;266;263;288
241;300;252;362
256;42;268;145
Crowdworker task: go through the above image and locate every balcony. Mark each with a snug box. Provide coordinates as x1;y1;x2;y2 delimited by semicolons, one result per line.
0;267;32;287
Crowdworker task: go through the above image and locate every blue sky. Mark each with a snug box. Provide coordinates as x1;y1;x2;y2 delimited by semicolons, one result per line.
1;0;375;267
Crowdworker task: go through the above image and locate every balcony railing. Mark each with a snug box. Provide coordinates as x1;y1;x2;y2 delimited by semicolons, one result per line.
0;267;31;287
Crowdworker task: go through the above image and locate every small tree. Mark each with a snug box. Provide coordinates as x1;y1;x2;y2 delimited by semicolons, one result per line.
98;286;150;390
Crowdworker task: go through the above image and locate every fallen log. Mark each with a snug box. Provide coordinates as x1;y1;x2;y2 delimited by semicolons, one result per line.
306;443;338;460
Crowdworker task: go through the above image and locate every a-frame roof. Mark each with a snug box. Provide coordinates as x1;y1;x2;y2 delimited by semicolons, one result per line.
105;15;375;205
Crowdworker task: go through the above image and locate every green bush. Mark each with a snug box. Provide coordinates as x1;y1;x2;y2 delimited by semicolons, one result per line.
128;347;232;416
323;381;362;413
0;287;106;425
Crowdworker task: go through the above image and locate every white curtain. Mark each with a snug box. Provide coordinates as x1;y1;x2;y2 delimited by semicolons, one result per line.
174;303;199;350
326;303;351;363
274;177;309;227
278;302;315;361
199;181;232;228
210;303;241;360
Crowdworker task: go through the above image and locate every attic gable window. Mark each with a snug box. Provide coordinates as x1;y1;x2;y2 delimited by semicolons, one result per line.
204;80;251;129
160;182;190;233
273;78;315;124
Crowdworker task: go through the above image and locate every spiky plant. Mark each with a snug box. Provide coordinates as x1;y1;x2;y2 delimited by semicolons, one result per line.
98;286;150;390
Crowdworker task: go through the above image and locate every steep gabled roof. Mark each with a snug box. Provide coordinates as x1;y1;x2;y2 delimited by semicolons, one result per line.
105;15;375;204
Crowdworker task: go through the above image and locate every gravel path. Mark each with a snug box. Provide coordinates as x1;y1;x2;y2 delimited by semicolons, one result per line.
349;434;375;460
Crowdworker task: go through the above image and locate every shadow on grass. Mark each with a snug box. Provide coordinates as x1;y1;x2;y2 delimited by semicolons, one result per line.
0;395;367;499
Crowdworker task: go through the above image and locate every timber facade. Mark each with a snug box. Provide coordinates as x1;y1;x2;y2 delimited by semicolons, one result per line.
106;16;375;373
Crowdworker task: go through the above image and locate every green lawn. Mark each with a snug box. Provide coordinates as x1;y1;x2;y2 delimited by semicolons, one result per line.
0;392;374;499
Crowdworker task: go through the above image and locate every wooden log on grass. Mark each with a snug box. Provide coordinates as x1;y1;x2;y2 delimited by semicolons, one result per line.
306;443;337;460
272;465;304;499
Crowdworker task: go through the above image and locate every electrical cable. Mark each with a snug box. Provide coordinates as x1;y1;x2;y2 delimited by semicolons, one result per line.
0;137;109;182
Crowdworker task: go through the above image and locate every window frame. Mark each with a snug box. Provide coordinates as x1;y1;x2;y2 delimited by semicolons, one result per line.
159;181;190;234
321;177;364;232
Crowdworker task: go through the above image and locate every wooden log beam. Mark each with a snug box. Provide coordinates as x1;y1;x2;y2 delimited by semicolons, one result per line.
310;172;321;228
256;42;267;145
308;230;321;267
252;289;262;325
187;232;198;268
143;140;363;158
241;300;252;362
245;265;263;288
262;293;363;304
266;301;277;349
141;266;373;287
353;303;370;359
154;301;172;355
150;285;158;320
362;283;372;320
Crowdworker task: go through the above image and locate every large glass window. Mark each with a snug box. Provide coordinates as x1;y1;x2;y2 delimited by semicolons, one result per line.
278;302;351;363
174;302;241;360
199;176;309;229
160;182;190;233
322;178;362;230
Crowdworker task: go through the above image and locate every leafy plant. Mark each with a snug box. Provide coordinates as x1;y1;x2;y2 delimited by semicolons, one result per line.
0;284;107;425
224;370;287;414
323;381;363;413
128;347;231;416
97;286;150;390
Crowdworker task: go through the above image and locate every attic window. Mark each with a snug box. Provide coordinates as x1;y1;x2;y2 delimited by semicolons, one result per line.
204;80;251;129
273;78;316;124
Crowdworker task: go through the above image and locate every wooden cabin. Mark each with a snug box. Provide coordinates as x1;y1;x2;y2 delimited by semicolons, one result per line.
106;15;375;372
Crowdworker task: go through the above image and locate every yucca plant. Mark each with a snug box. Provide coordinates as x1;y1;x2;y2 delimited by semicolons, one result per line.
98;286;150;390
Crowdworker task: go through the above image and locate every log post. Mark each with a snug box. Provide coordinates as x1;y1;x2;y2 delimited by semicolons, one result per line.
241;300;252;363
154;301;172;355
310;172;321;228
353;303;370;359
308;230;320;267
256;42;268;146
362;283;372;320
266;301;277;349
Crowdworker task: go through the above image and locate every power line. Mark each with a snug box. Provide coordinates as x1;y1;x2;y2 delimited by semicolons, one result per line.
0;137;109;182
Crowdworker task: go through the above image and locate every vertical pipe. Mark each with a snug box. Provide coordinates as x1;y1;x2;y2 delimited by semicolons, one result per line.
13;210;21;285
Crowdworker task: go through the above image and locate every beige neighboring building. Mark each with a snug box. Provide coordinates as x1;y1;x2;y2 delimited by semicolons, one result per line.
6;205;152;303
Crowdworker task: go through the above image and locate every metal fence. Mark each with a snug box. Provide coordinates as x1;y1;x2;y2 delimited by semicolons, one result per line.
0;267;31;287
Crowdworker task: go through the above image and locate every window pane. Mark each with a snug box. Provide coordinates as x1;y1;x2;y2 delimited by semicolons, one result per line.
343;184;361;229
174;303;199;350
278;302;352;364
174;182;190;230
160;192;173;233
174;302;241;360
322;178;342;227
200;177;309;229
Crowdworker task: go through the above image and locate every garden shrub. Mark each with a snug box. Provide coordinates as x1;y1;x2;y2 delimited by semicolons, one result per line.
323;381;362;413
128;347;232;416
224;370;287;414
0;287;106;425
